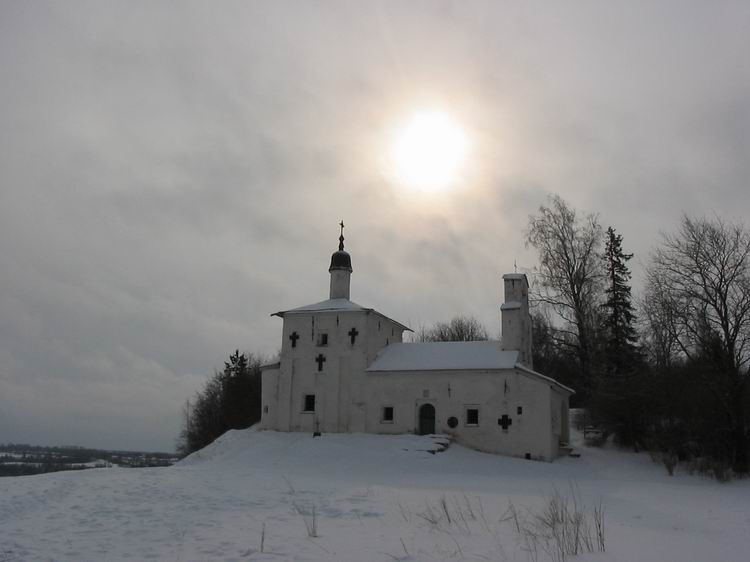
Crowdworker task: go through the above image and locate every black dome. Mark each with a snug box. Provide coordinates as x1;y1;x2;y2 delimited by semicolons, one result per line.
329;250;352;272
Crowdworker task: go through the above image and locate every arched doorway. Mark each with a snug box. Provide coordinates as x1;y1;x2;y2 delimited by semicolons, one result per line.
418;403;436;435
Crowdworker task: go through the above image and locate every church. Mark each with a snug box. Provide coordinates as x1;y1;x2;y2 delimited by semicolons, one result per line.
260;226;573;461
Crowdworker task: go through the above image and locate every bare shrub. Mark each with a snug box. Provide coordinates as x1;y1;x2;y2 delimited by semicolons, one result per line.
501;486;606;562
649;450;678;476
412;494;484;535
500;501;521;534
688;457;733;482
399;489;606;561
396;500;412;523
281;474;296;494
293;502;318;538
593;500;605;552
385;537;413;561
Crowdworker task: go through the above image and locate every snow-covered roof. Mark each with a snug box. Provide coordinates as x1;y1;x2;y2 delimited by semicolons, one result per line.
503;273;528;280
367;341;575;394
367;342;519;372
272;299;412;332
275;298;368;314
500;301;522;310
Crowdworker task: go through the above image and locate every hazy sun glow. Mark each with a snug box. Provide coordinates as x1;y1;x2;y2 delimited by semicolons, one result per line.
390;110;469;191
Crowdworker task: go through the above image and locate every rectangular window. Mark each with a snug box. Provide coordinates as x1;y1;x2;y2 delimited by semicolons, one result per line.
465;407;479;426
381;406;394;423
317;333;328;347
517;406;523;415
303;394;316;412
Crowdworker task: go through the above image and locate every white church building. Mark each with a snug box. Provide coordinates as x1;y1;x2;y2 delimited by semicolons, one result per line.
260;227;573;461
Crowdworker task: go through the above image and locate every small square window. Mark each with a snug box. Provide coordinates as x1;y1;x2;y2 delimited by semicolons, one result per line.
517;406;523;415
303;394;316;412
317;333;328;347
381;406;394;423
466;408;479;426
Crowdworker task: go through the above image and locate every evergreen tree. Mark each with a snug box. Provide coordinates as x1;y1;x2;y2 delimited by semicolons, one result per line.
591;227;648;447
176;350;264;456
601;227;638;375
222;350;263;431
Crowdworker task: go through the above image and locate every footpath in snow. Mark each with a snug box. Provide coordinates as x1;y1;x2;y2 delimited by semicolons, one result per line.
1;425;749;561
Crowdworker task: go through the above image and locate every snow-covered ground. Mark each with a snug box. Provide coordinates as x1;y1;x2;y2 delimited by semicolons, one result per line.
1;426;748;562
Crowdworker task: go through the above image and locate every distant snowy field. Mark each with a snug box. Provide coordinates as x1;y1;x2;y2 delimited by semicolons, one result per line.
1;425;749;562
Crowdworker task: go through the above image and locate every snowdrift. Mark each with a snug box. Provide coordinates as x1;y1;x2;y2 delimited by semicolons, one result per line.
1;427;749;561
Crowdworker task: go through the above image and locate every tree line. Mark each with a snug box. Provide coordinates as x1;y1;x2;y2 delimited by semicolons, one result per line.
526;194;750;477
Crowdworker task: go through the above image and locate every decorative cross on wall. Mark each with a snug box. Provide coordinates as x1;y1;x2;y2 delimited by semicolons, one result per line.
348;327;359;345
315;354;326;372
498;414;513;430
289;331;300;348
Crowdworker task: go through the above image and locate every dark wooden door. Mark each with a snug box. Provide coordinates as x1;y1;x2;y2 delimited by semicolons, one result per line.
418;403;435;435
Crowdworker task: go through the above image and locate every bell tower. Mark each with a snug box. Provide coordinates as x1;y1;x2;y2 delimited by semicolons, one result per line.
500;273;533;368
329;221;352;300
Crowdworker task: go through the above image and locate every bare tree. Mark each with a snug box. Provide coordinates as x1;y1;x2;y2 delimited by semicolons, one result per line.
647;215;750;473
526;194;604;398
413;316;489;342
641;274;682;372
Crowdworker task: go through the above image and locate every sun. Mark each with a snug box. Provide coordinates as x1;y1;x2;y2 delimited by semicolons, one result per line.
389;110;469;192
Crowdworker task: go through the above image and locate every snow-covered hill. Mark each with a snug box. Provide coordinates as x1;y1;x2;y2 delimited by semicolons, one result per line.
1;426;748;561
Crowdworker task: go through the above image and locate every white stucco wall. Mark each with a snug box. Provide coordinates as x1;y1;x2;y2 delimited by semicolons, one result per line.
329;270;351;299
260;309;405;435
260;366;279;430
549;388;571;454
365;369;558;460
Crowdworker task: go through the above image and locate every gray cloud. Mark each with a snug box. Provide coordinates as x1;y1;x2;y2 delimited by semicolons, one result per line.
1;1;749;450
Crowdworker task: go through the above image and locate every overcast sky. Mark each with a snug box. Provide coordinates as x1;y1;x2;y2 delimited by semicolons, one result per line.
1;1;749;452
